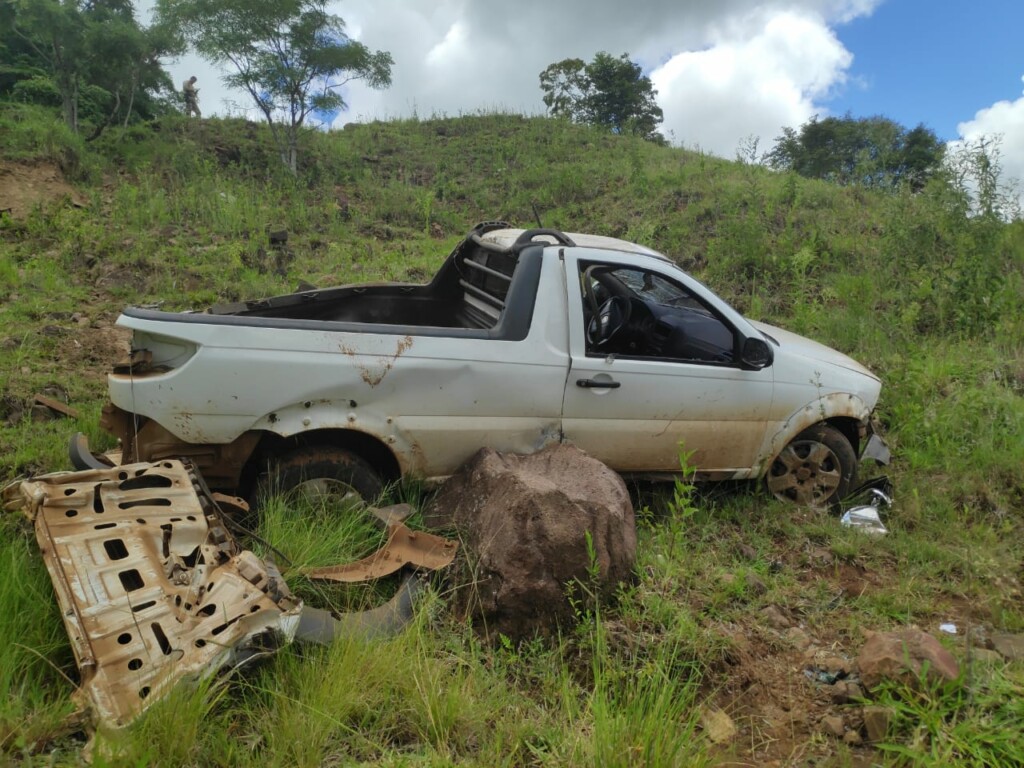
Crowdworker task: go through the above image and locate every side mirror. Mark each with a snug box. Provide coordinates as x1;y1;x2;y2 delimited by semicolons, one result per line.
740;337;773;370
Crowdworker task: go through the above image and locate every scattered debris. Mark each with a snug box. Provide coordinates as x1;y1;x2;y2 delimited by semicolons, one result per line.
2;460;302;730
840;480;892;535
304;520;457;582
2;460;457;732
840;505;888;535
804;667;845;686
939;622;957;635
32;393;80;420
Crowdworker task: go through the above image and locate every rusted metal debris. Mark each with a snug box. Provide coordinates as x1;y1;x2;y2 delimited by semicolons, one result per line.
305;522;458;582
31;393;80;420
2;460;457;732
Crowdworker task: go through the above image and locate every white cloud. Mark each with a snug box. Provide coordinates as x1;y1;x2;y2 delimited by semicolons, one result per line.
954;77;1024;213
150;0;882;152
651;10;852;154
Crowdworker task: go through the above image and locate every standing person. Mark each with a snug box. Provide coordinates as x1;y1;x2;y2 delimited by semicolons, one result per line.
183;76;201;118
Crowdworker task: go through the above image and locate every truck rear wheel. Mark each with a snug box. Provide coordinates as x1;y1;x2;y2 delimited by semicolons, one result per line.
255;446;384;507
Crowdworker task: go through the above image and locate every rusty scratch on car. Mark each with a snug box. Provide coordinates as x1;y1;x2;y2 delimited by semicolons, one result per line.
341;335;414;388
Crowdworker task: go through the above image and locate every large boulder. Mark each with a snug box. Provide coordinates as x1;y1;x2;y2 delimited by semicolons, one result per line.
426;444;636;640
857;629;960;690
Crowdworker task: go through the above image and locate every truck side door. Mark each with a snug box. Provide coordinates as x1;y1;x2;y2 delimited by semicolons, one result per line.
560;251;774;477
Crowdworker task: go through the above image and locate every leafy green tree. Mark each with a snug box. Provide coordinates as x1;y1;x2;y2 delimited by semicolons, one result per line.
766;114;944;190
3;0;174;136
540;52;664;142
159;0;393;175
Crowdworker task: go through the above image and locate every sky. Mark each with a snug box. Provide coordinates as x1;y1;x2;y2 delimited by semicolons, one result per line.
156;0;1024;202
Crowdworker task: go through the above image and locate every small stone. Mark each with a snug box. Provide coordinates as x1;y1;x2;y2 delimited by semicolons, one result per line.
968;625;994;649
843;730;863;746
747;572;768;595
31;404;56;422
821;655;851;676
991;633;1024;661
702;709;737;744
829;681;850;704
720;572;737;586
970;648;1005;665
857;629;960;689
821;715;844;738
809;546;834;564
761;605;791;630
738;543;758;561
786;626;813;651
862;706;891;742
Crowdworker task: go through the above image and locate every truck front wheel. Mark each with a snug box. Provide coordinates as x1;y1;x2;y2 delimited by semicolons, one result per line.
255;446;384;507
765;424;857;510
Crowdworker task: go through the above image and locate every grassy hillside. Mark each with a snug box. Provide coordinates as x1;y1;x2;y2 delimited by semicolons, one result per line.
1;105;1023;766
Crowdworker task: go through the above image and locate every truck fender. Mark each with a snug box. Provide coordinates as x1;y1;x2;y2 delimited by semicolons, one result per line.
248;400;415;474
752;392;872;477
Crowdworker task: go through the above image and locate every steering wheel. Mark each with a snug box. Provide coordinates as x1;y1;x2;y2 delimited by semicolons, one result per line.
587;296;632;349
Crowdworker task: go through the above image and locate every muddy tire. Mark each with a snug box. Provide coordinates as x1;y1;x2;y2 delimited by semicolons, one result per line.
255;446;384;507
766;424;857;510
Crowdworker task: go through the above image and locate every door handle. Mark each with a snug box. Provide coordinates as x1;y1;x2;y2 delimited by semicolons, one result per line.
576;378;621;389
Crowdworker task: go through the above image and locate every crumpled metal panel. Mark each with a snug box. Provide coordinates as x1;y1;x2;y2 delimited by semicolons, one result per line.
2;460;302;730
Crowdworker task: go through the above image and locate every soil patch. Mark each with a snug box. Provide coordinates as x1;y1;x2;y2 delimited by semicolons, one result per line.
0;161;88;219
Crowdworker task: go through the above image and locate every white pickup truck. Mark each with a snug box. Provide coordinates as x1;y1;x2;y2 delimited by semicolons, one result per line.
84;222;888;508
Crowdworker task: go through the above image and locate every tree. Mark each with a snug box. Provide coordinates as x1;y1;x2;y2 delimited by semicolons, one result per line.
159;0;393;174
4;0;174;136
539;52;663;142
766;114;944;191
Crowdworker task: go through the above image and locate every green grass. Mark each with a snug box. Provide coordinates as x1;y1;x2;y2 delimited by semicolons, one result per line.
0;104;1022;765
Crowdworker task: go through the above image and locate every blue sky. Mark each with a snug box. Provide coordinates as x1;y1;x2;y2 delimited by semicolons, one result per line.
830;0;1024;140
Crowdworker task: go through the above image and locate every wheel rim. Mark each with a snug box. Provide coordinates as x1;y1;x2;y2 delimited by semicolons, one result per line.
290;478;364;510
767;439;843;506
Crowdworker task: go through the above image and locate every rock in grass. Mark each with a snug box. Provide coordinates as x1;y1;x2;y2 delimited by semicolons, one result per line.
821;715;845;738
991;633;1024;661
425;444;636;641
702;708;737;744
857;629;959;690
862;705;891;742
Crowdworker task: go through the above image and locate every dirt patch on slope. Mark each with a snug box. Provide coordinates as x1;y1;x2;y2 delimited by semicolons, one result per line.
0;161;88;219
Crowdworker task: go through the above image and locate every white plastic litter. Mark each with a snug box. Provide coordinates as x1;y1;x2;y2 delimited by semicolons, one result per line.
840;487;891;535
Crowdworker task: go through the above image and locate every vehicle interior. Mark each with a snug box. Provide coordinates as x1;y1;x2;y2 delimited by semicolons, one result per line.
580;263;738;364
